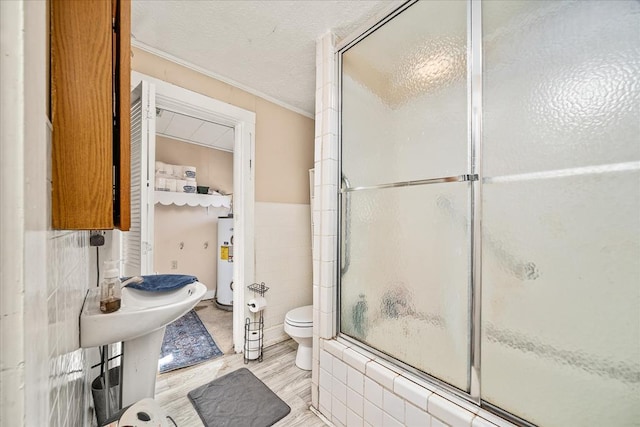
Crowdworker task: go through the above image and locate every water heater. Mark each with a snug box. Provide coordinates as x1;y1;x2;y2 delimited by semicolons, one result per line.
216;215;234;310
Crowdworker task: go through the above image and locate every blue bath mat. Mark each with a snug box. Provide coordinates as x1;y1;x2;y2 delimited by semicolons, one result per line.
159;310;223;373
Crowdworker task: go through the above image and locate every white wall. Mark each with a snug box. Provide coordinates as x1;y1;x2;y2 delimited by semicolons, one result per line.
255;202;313;346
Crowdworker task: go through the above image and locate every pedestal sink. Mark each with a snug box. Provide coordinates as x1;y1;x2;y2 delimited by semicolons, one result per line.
80;281;207;406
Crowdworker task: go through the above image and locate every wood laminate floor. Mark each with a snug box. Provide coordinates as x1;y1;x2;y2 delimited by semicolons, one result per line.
155;299;326;427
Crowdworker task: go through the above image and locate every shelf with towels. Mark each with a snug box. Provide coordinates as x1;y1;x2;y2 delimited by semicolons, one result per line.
154;191;231;208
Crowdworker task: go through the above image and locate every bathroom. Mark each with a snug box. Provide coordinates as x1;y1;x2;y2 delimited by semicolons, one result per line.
2;0;639;426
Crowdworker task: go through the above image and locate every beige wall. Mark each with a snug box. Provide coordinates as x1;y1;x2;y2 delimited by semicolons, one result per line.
154;136;233;293
132;47;315;204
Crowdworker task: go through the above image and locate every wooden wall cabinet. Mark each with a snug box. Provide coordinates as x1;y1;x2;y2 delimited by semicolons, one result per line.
51;0;131;230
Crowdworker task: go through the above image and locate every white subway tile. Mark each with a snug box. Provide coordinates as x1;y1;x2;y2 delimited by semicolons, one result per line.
428;394;475;427
322;158;337;186
347;408;364;427
320;286;334;314
323;338;346;359
383;389;405;423
333;358;348;383
347;386;364;417
366;361;398;390
320;367;332;393
322;185;338;211
320;262;336;290
383;412;405;427
320;311;335;338
333;375;347;403
333;396;347;425
472;415;500;427
321;210;337;237
319;386;332;414
343;347;370;373
314;135;322;162
320;350;333;373
364;376;383;407
347;366;364;395
394;375;430;411
321;235;336;264
406;402;432;427
364;399;383;426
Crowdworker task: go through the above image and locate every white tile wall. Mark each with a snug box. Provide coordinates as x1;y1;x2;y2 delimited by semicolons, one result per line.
311;19;520;427
254;202;313;346
47;231;92;427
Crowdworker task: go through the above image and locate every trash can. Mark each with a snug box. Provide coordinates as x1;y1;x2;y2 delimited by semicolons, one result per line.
91;366;121;426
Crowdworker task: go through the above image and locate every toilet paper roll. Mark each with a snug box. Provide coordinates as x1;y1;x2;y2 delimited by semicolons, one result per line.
247;297;267;313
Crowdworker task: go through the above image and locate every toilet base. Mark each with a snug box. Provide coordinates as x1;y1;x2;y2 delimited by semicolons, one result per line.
295;343;312;371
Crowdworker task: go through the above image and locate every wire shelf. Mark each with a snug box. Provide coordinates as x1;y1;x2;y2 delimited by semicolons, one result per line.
247;282;269;296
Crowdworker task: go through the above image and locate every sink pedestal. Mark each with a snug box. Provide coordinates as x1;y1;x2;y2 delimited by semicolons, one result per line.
122;326;166;407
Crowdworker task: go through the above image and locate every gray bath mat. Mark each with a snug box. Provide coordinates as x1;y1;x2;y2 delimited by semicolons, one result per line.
188;368;291;427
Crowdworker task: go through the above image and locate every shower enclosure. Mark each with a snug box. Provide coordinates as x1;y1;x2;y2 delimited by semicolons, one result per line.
338;1;639;426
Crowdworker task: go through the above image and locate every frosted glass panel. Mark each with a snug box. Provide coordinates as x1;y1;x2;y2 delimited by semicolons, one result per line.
483;0;640;177
482;1;640;425
340;184;470;390
341;0;468;188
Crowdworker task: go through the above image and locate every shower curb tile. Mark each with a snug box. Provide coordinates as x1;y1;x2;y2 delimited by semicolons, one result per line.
394;375;430;411
473;410;518;427
366;361;398;390
472;415;500;427
428;393;474;427
343;347;370;373
323;339;347;359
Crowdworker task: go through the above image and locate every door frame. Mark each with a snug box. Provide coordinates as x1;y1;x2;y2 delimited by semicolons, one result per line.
131;71;256;353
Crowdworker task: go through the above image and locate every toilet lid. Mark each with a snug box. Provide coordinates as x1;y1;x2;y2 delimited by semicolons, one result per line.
286;305;313;327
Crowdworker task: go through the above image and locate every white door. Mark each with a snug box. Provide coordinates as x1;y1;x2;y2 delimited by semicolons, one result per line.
123;80;156;277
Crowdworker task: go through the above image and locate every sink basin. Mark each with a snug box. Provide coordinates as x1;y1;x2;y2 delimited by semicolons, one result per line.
80;281;207;348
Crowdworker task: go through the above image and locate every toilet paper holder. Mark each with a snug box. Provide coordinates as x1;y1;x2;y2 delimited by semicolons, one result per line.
244;282;269;364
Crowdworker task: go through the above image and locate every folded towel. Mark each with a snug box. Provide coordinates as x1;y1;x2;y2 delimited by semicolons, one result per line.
122;274;198;292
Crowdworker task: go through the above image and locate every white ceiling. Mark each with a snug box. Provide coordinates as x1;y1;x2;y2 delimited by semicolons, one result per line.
156;109;235;152
131;0;403;117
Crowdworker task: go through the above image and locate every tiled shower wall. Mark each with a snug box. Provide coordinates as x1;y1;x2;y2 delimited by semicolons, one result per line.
311;30;516;427
47;231;92;426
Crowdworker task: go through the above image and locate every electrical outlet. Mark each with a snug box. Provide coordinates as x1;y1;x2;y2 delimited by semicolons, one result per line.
89;231;105;246
171;260;178;270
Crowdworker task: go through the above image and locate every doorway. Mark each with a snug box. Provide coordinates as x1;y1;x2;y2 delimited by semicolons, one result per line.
130;71;255;353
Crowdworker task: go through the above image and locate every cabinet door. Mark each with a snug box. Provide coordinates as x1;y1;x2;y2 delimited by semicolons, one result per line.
51;0;130;230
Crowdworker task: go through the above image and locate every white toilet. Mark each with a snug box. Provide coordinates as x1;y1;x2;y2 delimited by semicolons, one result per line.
284;305;313;370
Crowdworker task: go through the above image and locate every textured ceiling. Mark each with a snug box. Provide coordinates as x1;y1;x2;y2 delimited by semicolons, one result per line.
131;0;403;116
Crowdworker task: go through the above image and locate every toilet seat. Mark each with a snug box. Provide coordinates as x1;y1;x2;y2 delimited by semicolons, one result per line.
285;305;312;328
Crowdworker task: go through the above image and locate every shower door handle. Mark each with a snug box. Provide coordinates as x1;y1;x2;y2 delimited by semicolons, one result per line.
341;174;352;276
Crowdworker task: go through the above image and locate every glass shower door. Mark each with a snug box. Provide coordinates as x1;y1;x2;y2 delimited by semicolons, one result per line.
339;0;472;391
481;1;640;425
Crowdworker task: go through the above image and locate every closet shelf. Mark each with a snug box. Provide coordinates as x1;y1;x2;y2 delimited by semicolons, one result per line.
154;191;231;208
